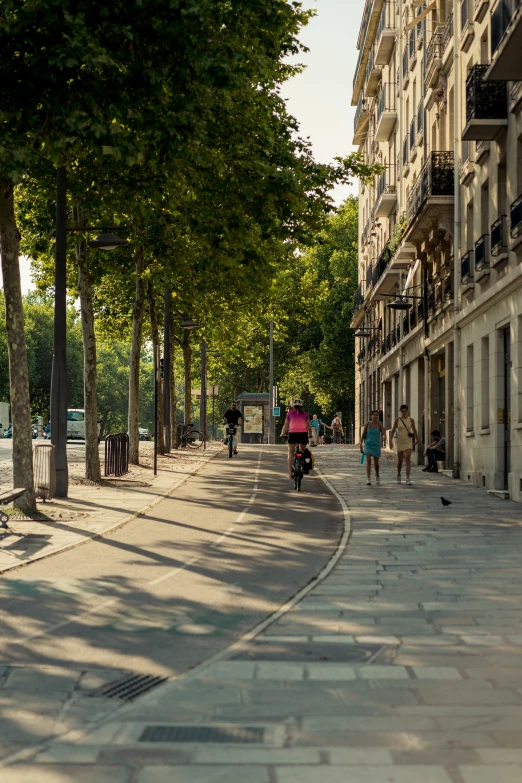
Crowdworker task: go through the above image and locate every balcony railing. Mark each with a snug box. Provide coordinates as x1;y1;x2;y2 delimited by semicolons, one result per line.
409;307;417;330
427;287;435;317
461;0;470;33
409;117;416;151
354;95;369;134
366;262;375;289
353;283;365;312
491;214;507;254
376;83;397;125
376;165;397;202
426;27;443;86
511;193;522;238
402;46;409;79
409;28;416;61
416;2;426;43
442;12;453;51
403;315;410;336
492;0;522;56
372;252;388;286
406;152;455;224
403;134;409;166
417;100;424;139
466;64;507;123
475;234;489;270
461;250;473;281
417;301;424;321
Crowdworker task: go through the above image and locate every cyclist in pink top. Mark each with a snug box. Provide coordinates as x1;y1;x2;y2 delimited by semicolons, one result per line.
280;399;312;479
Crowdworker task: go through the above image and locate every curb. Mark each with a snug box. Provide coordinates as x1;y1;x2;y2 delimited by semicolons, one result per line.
0;446;224;577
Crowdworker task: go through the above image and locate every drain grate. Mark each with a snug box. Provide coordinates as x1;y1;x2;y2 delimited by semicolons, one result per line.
139;725;265;744
89;673;168;701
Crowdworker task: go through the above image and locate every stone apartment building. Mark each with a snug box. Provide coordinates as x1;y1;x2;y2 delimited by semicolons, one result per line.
351;0;522;499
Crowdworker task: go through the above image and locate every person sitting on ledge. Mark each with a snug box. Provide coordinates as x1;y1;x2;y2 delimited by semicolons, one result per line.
422;430;446;473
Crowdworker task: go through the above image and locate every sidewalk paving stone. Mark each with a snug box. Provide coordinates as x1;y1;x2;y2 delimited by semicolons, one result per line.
0;442;222;574
4;445;522;779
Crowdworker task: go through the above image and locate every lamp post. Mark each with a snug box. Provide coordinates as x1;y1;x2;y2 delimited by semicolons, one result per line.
269;320;274;445
200;338;207;449
50;160;128;497
209;352;222;440
179;317;200;442
163;288;172;453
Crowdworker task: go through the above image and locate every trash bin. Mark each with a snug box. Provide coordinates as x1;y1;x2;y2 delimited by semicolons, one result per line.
34;443;56;500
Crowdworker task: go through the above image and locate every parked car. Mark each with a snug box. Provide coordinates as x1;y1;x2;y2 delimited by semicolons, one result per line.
139;428;151;441
4;425;12;439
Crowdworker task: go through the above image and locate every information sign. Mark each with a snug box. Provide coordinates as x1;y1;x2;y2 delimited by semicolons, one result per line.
273;407;280;417
244;405;263;434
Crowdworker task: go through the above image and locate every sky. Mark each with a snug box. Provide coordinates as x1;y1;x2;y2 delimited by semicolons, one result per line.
2;0;365;294
283;0;365;204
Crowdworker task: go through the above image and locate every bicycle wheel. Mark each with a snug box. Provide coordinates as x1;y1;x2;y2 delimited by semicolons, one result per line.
186;429;203;449
294;470;302;491
228;436;233;458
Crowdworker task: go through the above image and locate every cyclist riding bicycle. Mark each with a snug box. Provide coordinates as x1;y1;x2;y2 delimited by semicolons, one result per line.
280;399;312;479
222;401;243;455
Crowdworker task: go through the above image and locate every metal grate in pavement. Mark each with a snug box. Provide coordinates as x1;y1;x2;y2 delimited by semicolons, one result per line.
88;673;167;701
139;725;265;744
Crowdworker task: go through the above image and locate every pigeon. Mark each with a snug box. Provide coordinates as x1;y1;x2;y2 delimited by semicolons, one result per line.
441;497;452;507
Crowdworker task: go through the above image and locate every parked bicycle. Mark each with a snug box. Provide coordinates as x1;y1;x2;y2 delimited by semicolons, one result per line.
178;423;204;449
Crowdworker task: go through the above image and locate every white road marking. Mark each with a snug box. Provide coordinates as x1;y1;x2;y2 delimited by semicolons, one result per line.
14;446;265;643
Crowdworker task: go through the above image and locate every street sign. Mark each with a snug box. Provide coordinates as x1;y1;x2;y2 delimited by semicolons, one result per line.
273;407;280;417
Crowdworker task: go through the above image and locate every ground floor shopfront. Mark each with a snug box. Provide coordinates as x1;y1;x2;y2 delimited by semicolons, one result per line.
355;266;522;502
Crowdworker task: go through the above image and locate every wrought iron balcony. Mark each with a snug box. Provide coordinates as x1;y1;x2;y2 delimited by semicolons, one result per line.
353;95;370;145
375;165;397;217
409;118;417;161
417;301;424;321
366;262;375;290
402;47;409;83
353;283;365;313
425;27;443;87
491;214;508;256
409;307;417;330
488;0;522;80
417;100;424;141
364;46;382;98
376;83;397;141
372;253;388;286
442;12;453;52
402;134;409;167
461;250;474;282
475;234;490;271
511;193;522;238
462;64;507;140
406;152;455;227
375;2;396;65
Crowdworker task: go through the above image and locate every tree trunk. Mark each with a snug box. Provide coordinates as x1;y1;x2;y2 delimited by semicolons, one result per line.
128;246;145;465
147;280;165;455
182;329;192;425
170;310;178;448
74;206;101;482
0;177;36;511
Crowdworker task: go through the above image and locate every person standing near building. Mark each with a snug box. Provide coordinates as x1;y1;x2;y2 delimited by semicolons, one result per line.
389;404;418;485
360;410;385;485
310;414;322;446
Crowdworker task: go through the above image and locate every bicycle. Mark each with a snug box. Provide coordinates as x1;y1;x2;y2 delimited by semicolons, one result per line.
224;422;237;459
292;446;306;491
177;423;204;449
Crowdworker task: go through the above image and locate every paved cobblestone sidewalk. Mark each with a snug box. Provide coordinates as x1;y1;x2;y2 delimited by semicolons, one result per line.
0;442;223;575
4;445;522;783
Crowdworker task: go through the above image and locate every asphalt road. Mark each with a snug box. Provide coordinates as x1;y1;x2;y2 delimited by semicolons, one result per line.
0;445;342;757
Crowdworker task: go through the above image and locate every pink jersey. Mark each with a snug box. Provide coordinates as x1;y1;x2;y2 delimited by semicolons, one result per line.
286;409;309;433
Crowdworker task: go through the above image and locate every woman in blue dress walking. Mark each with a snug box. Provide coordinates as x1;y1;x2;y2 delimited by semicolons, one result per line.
360;410;385;485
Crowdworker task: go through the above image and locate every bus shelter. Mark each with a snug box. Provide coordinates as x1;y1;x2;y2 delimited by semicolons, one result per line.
236;393;270;444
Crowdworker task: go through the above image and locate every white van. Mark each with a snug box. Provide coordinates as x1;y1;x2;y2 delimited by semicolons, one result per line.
66;410;102;441
67;409;85;440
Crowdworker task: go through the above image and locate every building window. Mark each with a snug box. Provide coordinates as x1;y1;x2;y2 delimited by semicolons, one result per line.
467;344;474;432
481;336;489;429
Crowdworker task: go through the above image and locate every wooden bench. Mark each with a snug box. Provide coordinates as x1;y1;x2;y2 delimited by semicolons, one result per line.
0;488;26;528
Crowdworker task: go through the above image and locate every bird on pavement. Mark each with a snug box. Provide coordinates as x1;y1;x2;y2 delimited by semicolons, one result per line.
441;497;452;507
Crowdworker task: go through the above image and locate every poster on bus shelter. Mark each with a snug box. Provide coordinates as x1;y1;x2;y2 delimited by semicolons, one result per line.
244;405;263;434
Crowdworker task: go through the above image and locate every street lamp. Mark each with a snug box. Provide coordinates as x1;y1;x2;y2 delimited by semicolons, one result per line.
180;317;200;331
51;162;128;498
87;233;129;251
209;352;222;440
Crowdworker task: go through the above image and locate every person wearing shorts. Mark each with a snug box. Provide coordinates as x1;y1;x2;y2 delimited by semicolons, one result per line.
310;414;322;446
281;399;312;479
389;404;418;485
